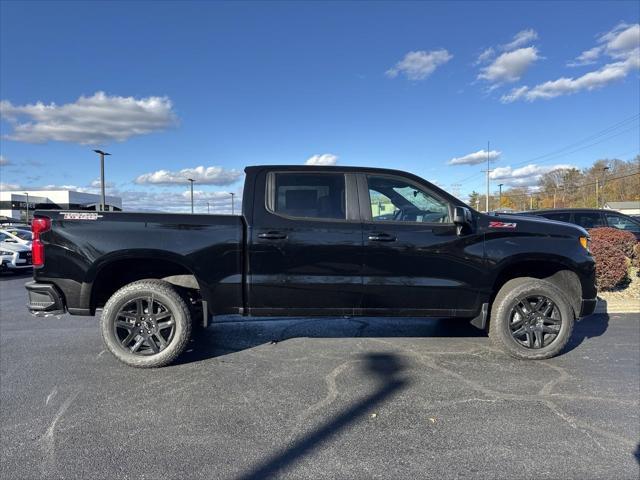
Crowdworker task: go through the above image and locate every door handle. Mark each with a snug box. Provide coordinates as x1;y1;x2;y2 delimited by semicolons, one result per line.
258;231;287;240
368;233;397;242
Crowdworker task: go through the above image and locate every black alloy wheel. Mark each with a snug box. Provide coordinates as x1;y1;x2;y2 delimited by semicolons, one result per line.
114;296;176;355
508;295;562;349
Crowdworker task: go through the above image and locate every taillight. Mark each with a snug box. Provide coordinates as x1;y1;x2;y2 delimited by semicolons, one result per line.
32;217;51;267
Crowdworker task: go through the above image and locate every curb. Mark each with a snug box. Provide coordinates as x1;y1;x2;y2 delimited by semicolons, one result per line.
594;299;640;314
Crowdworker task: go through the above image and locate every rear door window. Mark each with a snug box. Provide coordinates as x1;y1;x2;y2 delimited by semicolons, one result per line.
574;212;605;229
272;173;346;220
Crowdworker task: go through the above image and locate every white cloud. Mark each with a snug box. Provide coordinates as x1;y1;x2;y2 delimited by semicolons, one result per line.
490;164;574;186
568;23;639;66
0;155;9;166
135;165;242;186
386;49;453;81
478;47;541;84
448;149;501;166
475;47;495;65
501;29;539;51
90;179;115;188
0;182;21;191
0;91;177;145
120;189;239;213
305;153;338;166
501;54;639;102
567;46;603;67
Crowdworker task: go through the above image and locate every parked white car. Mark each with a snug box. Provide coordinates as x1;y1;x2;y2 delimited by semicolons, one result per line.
0;233;32;272
0;228;32;247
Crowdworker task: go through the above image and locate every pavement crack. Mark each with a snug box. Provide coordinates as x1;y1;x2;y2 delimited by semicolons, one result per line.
287;360;356;442
41;390;80;475
45;386;58;406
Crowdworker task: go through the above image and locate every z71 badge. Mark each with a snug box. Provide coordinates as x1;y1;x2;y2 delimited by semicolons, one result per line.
489;221;517;229
61;212;103;220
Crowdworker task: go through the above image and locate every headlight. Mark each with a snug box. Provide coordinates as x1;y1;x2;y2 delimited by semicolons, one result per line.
579;236;590;252
0;250;14;255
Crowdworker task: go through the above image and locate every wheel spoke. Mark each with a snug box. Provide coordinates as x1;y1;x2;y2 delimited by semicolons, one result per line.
542;324;560;334
157;319;175;330
514;304;528;319
155;311;172;322
116;320;134;330
526;331;534;348
119;312;137;321
146;336;159;353
130;336;145;353
542;301;555;316
122;331;137;346
534;329;544;348
521;298;535;314
512;326;527;338
148;294;155;315
136;299;143;316
153;333;167;350
511;317;526;329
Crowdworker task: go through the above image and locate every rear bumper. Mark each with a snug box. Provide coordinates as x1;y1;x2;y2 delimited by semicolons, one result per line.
25;281;66;317
579;298;597;318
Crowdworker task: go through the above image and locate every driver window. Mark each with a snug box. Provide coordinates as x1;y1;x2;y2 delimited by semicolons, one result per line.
367;175;450;223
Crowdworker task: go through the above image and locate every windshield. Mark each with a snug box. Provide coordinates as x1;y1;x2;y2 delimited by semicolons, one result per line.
7;230;32;241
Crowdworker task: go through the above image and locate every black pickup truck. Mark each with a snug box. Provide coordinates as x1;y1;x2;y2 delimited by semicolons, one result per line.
26;165;597;367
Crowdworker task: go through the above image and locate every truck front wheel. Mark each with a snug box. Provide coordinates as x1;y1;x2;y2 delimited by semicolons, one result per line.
488;277;574;360
101;280;192;368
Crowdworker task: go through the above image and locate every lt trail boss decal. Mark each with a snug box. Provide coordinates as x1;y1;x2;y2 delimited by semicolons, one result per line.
489;221;517;229
61;212;103;220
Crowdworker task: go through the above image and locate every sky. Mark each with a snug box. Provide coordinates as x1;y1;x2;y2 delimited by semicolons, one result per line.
1;0;639;213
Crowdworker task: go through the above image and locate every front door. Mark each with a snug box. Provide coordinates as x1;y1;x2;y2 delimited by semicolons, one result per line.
248;171;364;315
359;173;484;317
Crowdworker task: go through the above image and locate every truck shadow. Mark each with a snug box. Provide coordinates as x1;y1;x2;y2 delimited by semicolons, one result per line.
176;316;485;365
234;351;409;480
176;313;611;365
563;313;610;354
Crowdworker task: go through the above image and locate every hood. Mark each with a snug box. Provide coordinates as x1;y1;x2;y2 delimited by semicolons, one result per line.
484;212;589;237
0;242;31;253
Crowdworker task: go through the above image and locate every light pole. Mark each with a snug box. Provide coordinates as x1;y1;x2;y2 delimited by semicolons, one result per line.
187;178;195;213
497;184;503;210
93;150;111;211
24;192;29;223
230;192;235;215
207;202;210;214
601;166;610;208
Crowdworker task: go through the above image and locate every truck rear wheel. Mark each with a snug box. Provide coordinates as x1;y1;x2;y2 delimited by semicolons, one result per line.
101;279;192;368
488;277;574;360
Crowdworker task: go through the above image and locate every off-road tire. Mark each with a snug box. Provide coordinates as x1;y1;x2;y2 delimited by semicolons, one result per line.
489;277;574;360
101;279;192;368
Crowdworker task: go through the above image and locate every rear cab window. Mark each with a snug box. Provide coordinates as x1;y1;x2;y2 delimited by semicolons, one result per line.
543;212;572;223
269;172;346;220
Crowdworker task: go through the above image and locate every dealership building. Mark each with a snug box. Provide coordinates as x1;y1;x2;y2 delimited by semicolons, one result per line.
0;189;122;222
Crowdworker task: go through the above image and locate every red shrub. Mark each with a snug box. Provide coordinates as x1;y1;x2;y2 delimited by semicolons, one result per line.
588;228;637;290
633;243;640;271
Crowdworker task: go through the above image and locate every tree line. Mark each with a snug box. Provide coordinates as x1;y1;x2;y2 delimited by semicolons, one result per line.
467;156;639;212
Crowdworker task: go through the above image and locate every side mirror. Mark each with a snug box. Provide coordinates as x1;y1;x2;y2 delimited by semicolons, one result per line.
453;206;473;235
453;206;472;225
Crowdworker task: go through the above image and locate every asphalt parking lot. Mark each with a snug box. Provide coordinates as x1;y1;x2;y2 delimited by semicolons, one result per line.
1;272;639;480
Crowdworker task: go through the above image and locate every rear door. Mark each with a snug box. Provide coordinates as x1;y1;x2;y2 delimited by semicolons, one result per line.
358;173;484;316
247;170;364;315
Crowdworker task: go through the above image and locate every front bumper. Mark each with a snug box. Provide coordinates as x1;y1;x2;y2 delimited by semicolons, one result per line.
25;281;66;317
579;298;597;317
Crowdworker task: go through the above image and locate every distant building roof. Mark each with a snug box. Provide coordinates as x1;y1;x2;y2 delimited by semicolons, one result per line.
604;201;640;209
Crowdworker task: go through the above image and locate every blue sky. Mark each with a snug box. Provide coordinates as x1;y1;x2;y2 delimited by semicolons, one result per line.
1;0;638;212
